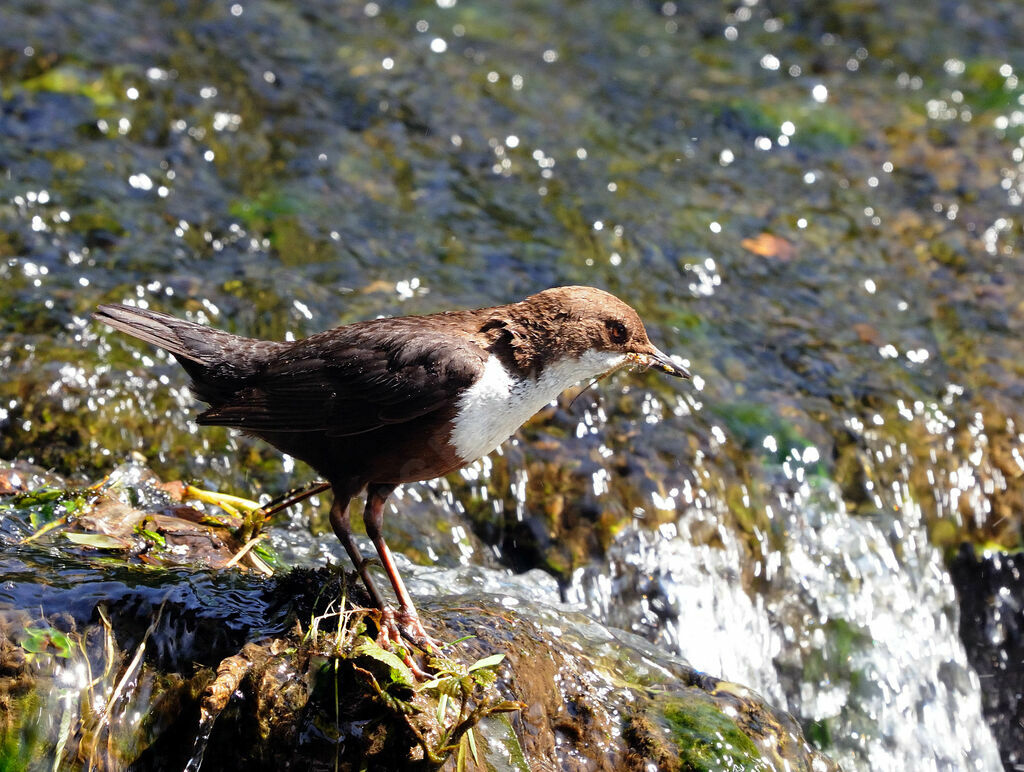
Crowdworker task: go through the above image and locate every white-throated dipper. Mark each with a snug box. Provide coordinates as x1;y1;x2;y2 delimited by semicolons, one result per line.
95;286;688;648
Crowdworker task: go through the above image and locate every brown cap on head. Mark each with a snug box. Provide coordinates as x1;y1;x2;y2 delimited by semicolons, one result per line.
516;286;690;378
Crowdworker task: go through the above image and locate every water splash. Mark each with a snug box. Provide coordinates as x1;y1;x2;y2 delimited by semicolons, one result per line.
567;475;1001;771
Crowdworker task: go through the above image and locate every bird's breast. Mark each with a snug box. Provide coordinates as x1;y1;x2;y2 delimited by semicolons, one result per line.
448;350;626;463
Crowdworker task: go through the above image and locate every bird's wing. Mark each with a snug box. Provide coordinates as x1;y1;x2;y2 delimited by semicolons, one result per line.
195;319;489;436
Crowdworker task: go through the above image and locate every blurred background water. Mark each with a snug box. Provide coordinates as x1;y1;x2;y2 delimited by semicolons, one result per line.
2;1;1024;769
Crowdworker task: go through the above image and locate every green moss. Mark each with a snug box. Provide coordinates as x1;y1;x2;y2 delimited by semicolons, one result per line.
627;695;768;771
804;719;832;752
799;618;871;693
663;697;762;770
665;309;707;334
15;65;120;107
712;402;822;474
228;190;336;266
714;98;860;148
955;58;1022;115
724;483;762;537
0;691;46;772
229;190;303;226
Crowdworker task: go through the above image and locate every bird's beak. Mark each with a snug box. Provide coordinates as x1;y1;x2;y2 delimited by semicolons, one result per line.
631;346;691;378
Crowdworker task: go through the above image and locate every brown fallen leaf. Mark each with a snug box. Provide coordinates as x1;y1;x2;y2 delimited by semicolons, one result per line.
741;233;795;261
362;279;396;294
0;474;18;496
852;323;882;346
155;480;187;501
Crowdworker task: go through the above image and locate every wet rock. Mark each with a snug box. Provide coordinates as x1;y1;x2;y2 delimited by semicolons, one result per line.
0;468;836;769
949;545;1024;771
0;616;34;708
0;556;835;771
0;459;68;495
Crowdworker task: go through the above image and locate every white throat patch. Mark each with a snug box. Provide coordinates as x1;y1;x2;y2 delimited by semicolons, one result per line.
449;350;627;463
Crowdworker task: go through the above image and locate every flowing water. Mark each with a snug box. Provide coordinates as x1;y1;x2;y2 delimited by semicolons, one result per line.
570;473;1000;770
3;0;1024;769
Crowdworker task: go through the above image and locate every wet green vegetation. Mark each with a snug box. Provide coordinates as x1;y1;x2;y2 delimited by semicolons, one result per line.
3;0;1024;768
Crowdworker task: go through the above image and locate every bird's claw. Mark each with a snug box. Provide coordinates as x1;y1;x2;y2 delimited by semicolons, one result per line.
396;609;443;653
375;607;440;678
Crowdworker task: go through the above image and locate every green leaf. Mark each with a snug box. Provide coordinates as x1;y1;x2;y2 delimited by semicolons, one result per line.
436;691;450;724
22;627;74;658
252;541;281;567
352;637;415;687
488;700;525;714
427;652;462;676
134;525;166;548
50;630;74;658
21;488;63;505
62;496;86;516
440;677;462;699
467;653;505;672
64;532;129;550
20;629;46;654
473;668;498;688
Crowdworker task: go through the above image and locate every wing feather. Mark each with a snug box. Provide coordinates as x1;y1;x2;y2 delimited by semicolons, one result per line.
196;320;488;436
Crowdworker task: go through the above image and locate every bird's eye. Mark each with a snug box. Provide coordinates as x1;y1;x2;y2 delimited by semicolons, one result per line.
606;319;628;344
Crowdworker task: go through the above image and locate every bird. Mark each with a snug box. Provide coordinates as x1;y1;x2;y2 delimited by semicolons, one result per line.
94;286;689;650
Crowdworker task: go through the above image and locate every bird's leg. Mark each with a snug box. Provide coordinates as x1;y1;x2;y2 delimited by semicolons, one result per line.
328;493;389;612
330;489;436;675
363;484;440;652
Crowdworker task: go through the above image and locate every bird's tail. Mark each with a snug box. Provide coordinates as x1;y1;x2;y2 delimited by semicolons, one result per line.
94;303;284;400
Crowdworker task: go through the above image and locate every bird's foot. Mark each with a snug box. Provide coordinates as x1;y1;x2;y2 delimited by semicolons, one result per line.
395;607;444;653
376;607;437;678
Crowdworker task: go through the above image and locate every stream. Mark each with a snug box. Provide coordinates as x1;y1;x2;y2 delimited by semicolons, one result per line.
3;0;1024;769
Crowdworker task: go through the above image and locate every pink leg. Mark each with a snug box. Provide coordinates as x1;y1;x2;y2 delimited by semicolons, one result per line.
363;484;439;651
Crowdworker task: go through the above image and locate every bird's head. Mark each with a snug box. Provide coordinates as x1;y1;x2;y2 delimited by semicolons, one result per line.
520;286;690;380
